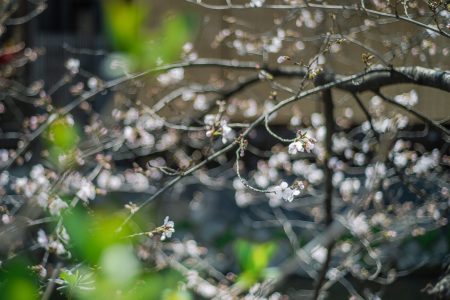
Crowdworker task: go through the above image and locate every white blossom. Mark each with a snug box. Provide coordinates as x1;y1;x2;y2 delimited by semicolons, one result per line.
123;126;136;144
30;164;45;179
332;171;344;186
76;179;96;202
332;135;351;153
182;89;195;101
311;245;327;263
49;240;66;255
393;152;408;167
157;68;184;86
139;114;164;131
97;171;123;190
156;131;178;151
348;214;369;235
125;173;149;192
0;149;8;162
354;153;366;166
220;120;234;143
37;230;66;255
340;178;360;198
243;99;258;117
276;55;290;64
288;133;317;155
65;58;80;73
308;169;324;185
204;114;216;126
36;191;49;208
137;129;155;147
295;41;305;50
365;163;386;187
326;268;341;281
394;90;418;107
124;107;139;125
48;197;68;216
193;94;208;111
37;229;48;248
249;0;265;7
266;37;282;53
0;171;9;186
290;115;302;126
268;181;302;206
87;77;99;90
268;152;289;168
288;140;305;154
412;150;439;174
2;214;11;224
311;113;323;127
161;216;175;241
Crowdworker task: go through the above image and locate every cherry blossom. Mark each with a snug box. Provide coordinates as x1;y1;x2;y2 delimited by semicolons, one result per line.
268;181;302;206
288;132;317;155
48;196;68;216
76;179;96;202
160;216;175;241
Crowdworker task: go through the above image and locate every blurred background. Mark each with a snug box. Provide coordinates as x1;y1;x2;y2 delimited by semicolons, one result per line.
0;0;449;299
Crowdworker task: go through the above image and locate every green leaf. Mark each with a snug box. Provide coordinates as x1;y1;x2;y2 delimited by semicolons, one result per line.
0;258;39;300
234;239;277;288
162;290;193;300
102;1;196;71
102;0;149;52
63;208;132;264
4;278;38;300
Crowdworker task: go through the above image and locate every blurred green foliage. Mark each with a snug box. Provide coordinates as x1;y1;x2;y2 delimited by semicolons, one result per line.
102;0;195;71
0;258;39;300
45;117;80;169
59;209;191;299
63;208;132;264
234;239;278;288
48;119;79;151
58;266;188;300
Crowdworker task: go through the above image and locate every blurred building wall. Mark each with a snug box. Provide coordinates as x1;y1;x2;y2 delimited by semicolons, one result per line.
24;0;450;124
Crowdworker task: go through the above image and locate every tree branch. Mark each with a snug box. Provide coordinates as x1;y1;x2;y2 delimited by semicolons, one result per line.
312;78;335;300
373;90;450;137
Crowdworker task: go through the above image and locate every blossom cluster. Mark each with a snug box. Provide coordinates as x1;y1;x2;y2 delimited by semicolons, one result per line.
288;131;317;155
